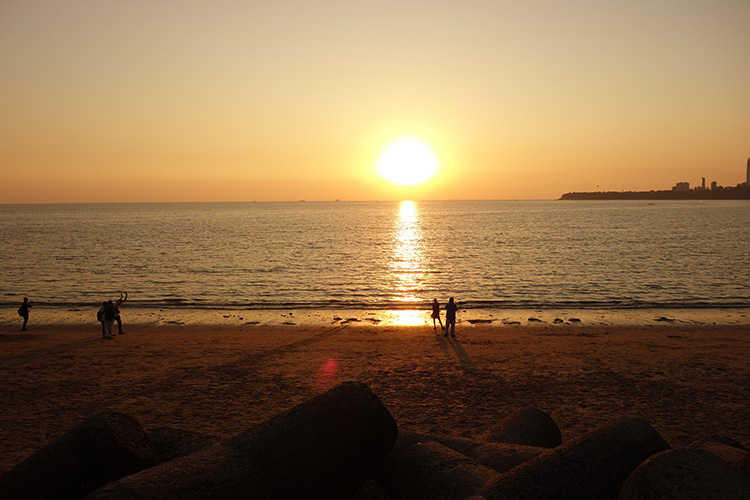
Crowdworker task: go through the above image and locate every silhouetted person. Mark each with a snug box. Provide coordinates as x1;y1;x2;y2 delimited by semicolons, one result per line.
444;297;457;338
97;301;107;338
103;300;116;339
431;298;443;331
18;297;32;331
113;291;127;334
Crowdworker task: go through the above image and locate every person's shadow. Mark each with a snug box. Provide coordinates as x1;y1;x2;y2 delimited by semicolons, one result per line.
436;333;476;370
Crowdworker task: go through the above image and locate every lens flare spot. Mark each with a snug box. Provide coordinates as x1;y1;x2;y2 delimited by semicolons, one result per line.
315;357;338;392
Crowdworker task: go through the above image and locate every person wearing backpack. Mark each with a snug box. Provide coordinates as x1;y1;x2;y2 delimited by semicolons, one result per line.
18;297;32;331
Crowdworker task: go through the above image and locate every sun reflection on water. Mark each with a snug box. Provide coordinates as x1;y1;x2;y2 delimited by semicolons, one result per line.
382;309;428;326
387;201;428;326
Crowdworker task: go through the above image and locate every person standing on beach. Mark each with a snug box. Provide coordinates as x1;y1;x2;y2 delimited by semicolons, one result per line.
97;301;107;338
444;297;458;338
431;298;443;331
17;297;32;331
102;300;116;339
113;291;127;335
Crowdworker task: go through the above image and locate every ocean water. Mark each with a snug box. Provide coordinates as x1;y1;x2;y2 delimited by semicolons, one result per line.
1;200;749;315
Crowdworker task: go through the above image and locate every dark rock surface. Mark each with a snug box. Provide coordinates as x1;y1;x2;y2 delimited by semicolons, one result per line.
0;412;154;500
3;382;748;500
352;479;394;500
481;416;669;500
472;442;547;473
481;406;562;448
146;427;219;464
690;436;749;471
391;441;496;500
618;448;750;500
87;382;397;500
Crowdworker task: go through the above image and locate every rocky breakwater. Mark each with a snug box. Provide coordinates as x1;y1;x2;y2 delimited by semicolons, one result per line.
1;382;749;500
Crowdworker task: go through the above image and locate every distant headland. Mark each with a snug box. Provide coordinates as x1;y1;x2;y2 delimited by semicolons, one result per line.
560;159;750;200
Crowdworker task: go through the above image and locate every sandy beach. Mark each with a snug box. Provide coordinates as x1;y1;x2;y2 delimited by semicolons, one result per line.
1;316;749;475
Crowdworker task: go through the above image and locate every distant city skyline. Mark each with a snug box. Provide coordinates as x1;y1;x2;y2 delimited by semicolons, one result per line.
671;159;749;191
561;159;750;200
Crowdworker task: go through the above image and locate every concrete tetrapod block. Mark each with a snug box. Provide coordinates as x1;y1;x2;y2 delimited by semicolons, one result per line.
86;382;398;500
690;439;749;471
429;434;483;458
399;438;544;475
618;448;750;500
391;441;496;500
481;416;669;500
352;479;395;500
736;453;750;476
0;412;155;500
421;437;545;473
481;406;562;448
146;427;220;464
691;434;746;450
473;442;547;473
375;431;545;494
373;431;481;495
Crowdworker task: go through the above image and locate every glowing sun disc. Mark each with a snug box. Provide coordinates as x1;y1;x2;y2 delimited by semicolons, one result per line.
376;137;439;186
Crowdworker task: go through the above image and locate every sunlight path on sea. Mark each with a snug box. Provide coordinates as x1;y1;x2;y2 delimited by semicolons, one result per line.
388;201;428;325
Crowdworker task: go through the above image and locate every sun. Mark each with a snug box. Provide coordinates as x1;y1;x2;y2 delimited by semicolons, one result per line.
375;137;440;186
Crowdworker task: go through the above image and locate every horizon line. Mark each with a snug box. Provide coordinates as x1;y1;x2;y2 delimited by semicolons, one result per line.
0;198;562;206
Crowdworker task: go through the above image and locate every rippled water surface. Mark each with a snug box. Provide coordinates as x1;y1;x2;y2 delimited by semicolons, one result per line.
1;200;748;311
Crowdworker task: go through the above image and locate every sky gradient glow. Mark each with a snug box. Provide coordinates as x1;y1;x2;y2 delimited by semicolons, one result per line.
2;1;749;203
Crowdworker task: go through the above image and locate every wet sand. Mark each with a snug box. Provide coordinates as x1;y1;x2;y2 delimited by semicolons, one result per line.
1;319;749;474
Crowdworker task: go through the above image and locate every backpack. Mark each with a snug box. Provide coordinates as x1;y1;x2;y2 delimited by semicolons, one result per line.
18;307;24;317
97;308;104;322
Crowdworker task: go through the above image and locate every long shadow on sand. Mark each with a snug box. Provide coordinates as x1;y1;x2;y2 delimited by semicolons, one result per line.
436;334;476;370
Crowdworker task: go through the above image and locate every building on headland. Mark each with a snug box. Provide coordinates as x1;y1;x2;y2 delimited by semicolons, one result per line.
560;160;750;200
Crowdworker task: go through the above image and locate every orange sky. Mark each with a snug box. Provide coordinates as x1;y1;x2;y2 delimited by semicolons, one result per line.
2;1;749;203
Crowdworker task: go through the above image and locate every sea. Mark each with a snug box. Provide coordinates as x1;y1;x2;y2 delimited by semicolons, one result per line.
1;200;749;325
